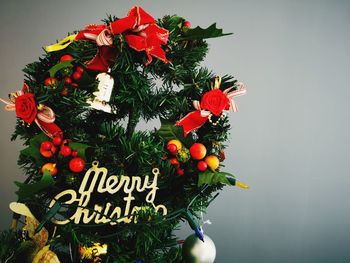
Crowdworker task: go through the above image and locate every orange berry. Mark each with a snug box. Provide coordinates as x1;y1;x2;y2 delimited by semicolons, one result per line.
42;163;58;176
189;143;207;160
205;155;220;171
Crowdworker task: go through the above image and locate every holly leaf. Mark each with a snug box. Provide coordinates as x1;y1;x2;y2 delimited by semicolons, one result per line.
158;118;194;148
68;142;90;159
198;170;236;187
20;133;50;165
15;170;55;201
48;60;73;77
180;23;232;41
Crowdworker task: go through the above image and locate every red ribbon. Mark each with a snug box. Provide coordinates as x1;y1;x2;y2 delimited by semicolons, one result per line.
75;6;169;71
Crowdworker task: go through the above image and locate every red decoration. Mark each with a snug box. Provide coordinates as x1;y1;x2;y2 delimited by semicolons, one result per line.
75;6;169;71
183;21;191;28
64;76;72;85
15;93;37;124
72;71;82;80
176;167;185;176
189;143;207;160
41;141;53;151
75;66;84;74
169;157;180;167
1;83;62;138
167;143;178;155
52;136;63;146
60;54;74;62
61;88;68;96
40;141;56;158
197;161;208;172
60;145;72;157
177;78;247;137
177;89;230;136
201;89;230;116
44;77;58;87
69;157;85;173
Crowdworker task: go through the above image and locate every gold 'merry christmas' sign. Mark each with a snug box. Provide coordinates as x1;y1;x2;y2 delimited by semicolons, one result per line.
49;161;167;225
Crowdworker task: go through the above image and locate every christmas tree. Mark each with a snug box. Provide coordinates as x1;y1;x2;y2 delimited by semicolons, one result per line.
0;6;247;263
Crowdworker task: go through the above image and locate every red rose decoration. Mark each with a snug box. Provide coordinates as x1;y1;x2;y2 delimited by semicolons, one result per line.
15;93;37;124
200;89;230;116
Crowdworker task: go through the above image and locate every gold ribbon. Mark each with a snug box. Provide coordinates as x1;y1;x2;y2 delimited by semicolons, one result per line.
45;34;77;53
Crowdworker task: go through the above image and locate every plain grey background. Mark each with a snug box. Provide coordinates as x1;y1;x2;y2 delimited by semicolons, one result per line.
1;0;350;262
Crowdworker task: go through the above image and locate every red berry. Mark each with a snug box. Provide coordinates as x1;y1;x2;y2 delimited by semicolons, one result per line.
61;88;68;96
64;76;72;85
71;151;78;157
176;167;185;176
197;161;208;172
169;157;180;166
40;148;54;158
75;66;84;74
183;21;191;28
41;141;53;151
167;143;178;155
71;83;78;87
60;54;74;62
52;136;63;146
40;142;56;158
69;157;85;173
60;145;72;157
72;71;82;80
189;143;207;160
44;77;58;87
219;150;226;161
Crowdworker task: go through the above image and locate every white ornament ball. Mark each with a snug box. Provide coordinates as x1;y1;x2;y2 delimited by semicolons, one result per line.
182;234;216;263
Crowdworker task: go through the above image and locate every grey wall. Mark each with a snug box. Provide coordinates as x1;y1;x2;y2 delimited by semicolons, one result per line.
1;0;350;262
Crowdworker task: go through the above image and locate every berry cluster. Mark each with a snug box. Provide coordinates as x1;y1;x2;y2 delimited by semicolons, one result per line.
40;136;85;177
166;139;221;176
43;54;85;96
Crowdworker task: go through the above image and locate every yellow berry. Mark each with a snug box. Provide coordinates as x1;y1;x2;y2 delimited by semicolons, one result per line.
205;155;220;171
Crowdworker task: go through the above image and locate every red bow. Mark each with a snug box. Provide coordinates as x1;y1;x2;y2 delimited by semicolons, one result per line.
75;6;169;71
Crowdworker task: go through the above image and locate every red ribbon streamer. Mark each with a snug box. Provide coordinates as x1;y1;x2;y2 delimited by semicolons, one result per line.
176;111;209;137
75;6;169;71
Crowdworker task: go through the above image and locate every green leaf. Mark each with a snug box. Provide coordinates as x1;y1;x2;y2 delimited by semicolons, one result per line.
158;118;194;148
167;16;185;30
198;170;235;187
15;170;55;201
180;23;232;41
20;133;50;165
69;142;90;159
48;60;73;77
35;201;61;233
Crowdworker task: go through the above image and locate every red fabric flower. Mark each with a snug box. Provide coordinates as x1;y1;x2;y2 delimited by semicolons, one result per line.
200;89;230;116
15;93;37;124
